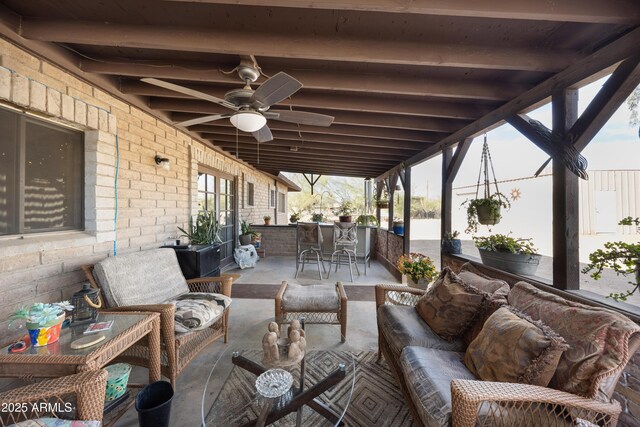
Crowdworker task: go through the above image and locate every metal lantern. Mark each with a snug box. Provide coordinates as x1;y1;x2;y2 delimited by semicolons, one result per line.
70;283;102;324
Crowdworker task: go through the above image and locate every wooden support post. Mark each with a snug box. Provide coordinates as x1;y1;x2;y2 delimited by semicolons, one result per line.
375;181;382;226
552;89;580;290
403;166;412;254
441;146;453;241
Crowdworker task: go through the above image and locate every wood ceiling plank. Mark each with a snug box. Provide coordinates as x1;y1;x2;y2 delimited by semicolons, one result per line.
163;0;640;24
21;19;580;72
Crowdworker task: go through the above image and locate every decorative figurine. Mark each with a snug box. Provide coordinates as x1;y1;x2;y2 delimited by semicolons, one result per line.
262;331;279;364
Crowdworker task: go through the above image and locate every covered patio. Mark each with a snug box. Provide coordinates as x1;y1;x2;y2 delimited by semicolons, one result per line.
1;1;640;426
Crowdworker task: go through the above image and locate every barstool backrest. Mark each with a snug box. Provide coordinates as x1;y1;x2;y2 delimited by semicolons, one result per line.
297;222;323;246
333;222;357;246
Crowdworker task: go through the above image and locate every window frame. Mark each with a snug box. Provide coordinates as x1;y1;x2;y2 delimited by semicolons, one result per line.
246;181;255;207
278;192;286;213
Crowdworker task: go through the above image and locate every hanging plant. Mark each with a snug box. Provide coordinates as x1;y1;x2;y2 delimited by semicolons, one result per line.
462;135;510;234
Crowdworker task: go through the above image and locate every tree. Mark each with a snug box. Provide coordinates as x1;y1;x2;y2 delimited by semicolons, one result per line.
627;86;639;127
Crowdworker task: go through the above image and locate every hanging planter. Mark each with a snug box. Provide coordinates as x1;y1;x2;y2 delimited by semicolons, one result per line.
462;135;510;234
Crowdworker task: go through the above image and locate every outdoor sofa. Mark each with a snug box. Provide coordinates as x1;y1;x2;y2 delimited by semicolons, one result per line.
376;262;640;426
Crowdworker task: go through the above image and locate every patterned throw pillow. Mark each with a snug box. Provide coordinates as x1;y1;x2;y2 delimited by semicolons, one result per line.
415;267;488;341
464;306;569;386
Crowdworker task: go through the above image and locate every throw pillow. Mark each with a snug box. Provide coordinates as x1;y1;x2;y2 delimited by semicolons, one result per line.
415;267;488;341
168;292;231;334
464;306;569;387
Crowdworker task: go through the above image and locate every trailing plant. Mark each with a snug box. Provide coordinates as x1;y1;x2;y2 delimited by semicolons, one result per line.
178;211;222;245
356;214;378;226
333;200;354;217
240;219;255;236
311;212;324;222
396;253;438;284
11;301;73;327
582;217;640;301
462;193;510;234
473;233;538;255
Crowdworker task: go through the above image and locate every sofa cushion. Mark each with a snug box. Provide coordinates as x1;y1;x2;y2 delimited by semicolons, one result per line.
12;420;100;427
168;292;231;334
508;281;640;400
282;283;339;312
400;346;476;427
93;248;190;307
377;305;465;358
416;267;488;341
464;306;568;387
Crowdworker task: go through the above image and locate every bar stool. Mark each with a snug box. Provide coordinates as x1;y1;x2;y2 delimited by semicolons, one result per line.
295;222;326;280
327;222;360;282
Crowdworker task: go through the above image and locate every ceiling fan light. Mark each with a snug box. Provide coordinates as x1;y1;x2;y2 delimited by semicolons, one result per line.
230;111;267;132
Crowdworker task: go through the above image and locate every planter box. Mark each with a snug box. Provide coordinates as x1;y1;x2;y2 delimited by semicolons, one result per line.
162;244;221;279
478;249;541;276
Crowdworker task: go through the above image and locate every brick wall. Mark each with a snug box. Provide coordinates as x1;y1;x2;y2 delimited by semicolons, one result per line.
442;254;640;426
0;39;290;337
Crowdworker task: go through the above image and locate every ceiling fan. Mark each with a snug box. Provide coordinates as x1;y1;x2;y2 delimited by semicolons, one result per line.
141;57;334;143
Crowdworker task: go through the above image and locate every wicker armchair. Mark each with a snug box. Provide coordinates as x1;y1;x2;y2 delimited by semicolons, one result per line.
375;284;624;427
0;370;107;426
82;264;235;387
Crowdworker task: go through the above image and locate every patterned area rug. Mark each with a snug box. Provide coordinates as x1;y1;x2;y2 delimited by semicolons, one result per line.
205;351;416;426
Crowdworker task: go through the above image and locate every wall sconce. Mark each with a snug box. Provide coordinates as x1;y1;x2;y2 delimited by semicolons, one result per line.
155;155;170;171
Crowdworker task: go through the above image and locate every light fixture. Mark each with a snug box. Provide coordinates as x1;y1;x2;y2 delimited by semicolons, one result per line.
154;155;171;171
229;110;267;133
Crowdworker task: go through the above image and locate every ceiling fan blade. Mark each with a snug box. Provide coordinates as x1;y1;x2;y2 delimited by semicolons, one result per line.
252;125;273;143
178;114;229;127
271;110;334;127
141;78;238;111
250;72;302;108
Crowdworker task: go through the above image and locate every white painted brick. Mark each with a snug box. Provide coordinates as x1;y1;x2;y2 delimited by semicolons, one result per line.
11;73;29;106
0;67;11;100
87;105;98;129
46;88;61;116
29;80;46;111
74;99;87;125
61;93;74;121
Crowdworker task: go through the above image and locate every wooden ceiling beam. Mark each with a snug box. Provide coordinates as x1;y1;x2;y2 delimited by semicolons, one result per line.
197;129;428;150
242;159;387;175
215;150;397;167
257;165;381;178
155;92;492;121
82;60;530;101
21;19;579;72
163;0;640;24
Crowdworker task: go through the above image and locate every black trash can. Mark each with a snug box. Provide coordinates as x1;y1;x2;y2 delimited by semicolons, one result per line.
135;381;174;427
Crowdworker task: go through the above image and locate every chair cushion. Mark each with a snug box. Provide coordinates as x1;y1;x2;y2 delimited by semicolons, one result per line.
12;420;100;427
415;267;488;341
167;292;231;334
282;283;339;312
508;281;640;400
400;346;476;427
464;306;568;387
377;305;466;358
93;248;190;307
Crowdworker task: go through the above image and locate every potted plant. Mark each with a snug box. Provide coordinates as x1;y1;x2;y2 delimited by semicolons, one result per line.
311;212;324;223
582;216;640;301
393;219;404;235
442;230;462;255
356;214;378;227
11;301;73;347
289;211;301;224
396;253;438;289
239;219;255;246
178;210;222;245
264;215;271;225
462;193;510;234
473;233;541;276
175;211;223;279
333;200;354;222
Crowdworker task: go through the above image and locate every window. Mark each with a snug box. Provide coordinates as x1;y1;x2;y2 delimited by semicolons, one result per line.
0;107;83;235
270;189;276;207
247;182;255;206
278;192;286;213
197;172;216;212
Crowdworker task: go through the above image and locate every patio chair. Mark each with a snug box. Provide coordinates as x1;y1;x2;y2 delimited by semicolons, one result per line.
295;222;326;280
326;222;360;282
0;370;107;426
82;248;237;387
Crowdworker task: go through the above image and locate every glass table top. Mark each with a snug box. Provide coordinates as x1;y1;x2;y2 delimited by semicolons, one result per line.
202;317;355;427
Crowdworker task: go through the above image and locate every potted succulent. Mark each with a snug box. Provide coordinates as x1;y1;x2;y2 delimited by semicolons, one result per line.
396;253;438;289
178;210;222;245
311;212;324;223
239;219;255;246
473;233;541;276
356;214;378;227
11;301;73;347
582;216;640;301
333;200;354;222
393;219;404;235
442;230;462;255
462;193;510;234
175;211;223;279
289;211;301;224
263;215;271;225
